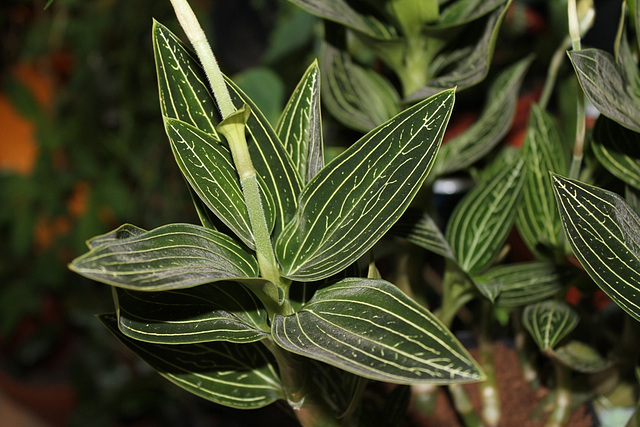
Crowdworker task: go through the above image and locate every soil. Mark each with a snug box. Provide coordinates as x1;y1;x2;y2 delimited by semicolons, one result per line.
409;341;596;427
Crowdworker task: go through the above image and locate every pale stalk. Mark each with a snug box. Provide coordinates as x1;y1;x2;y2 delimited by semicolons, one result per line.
545;359;572;427
478;301;500;427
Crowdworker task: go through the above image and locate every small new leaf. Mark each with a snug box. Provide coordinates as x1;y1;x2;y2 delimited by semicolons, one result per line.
522;300;579;351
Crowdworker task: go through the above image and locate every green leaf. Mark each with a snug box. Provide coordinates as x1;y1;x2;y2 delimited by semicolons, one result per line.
100;314;283;409
321;43;400;132
491;262;573;308
433;56;532;175
552;174;640;322
522;300;579;351
86;224;146;249
436;0;508;28
446;159;526;275
551;341;613;373
408;2;513;101
70;223;260;291
166;118;273;249
272;278;484;384
153;21;218;135
516;104;569;259
114;282;269;344
224;77;303;239
308;360;364;416
569;46;640;132
390;209;455;260
276;89;455;281
276;60;324;183
592;115;640;191
234;67;285;126
469;275;502;303
286;0;397;40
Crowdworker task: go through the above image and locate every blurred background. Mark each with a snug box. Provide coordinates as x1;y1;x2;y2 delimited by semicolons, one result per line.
0;0;621;425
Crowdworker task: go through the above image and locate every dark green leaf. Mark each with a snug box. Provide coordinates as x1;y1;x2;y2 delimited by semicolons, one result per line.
272;278;484;384
433;56;532;175
592;115;640;190
276;60;324;183
86;224;146;249
491;262;573;308
446;159;526;275
522;300;579;351
436;0;508;28
276;89;455;281
114;283;269;344
569;46;640;132
100;314;283;409
322;43;400;132
70;223;259;291
516;104;568;259
551;341;613;373
390;209;455;260
234;67;285;126
469;275;502;303
553;175;640;322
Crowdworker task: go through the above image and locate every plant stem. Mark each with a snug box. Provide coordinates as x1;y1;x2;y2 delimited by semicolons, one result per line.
169;0;235;118
449;383;485;427
538;36;571;110
512;310;540;389
545;359;572;427
478;301;500;427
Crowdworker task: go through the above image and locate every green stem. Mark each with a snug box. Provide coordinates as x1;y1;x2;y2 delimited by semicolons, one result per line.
478;301;500;427
538;36;571;110
545;359;572;427
449;383;485;427
513;310;540;389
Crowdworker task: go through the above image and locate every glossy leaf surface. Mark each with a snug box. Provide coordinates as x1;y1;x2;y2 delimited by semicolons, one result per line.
553;175;640;322
70;223;259;291
276;89;455;281
390;209;455;260
522;300;578;351
114;283;269;344
100;314;283;409
272;278;484;385
490;262;572;308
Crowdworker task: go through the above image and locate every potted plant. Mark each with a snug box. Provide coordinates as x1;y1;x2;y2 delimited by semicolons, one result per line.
69;0;640;425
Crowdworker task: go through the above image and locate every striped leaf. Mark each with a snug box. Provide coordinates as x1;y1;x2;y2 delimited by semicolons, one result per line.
446;159;526;275
437;0;507;28
433;56;531;175
522;300;578;351
86;224;145;249
276;89;455;281
390;209;455;260
407;2;513;101
113;283;269;344
286;0;397;40
272;278;484;384
552;174;640;322
224;77;302;239
592;115;640;190
153;21;218;135
276;60;324;183
551;341;613;373
569;44;640;132
321;43;400;132
490;262;574;308
70;223;259;291
469;275;502;303
516;104;569;259
166;118;275;249
100;314;283;409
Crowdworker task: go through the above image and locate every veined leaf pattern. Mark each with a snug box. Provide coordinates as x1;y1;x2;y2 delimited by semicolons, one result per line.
272;278;484;384
70;223;259;291
276;89;455;281
522;300;578;351
592;115;640;190
553;174;640;322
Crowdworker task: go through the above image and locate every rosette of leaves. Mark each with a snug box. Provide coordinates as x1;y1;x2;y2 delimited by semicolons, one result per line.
286;0;513;132
69;15;484;425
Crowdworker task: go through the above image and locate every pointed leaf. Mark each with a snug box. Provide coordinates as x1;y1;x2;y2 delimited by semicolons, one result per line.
551;341;613;373
446;159;526;275
276;60;324;183
286;0;397;40
552;174;640;322
522;300;579;351
470;275;502;303
114;283;269;344
592;115;640;190
153;21;218;135
433;56;532;175
516;104;569;259
390;209;455;260
408;2;513;101
436;0;508;28
272;278;484;384
87;224;146;249
322;43;400;132
70;223;259;291
490;262;574;308
100;314;283;409
569;46;640;132
276;89;455;281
